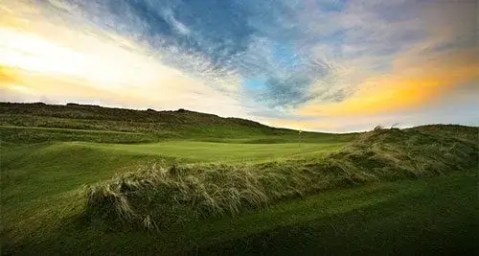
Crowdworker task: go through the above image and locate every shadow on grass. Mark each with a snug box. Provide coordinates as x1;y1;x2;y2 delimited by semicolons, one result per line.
191;174;478;256
3;173;477;256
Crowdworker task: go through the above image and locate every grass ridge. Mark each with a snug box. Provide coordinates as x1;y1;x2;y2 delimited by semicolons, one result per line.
85;127;478;230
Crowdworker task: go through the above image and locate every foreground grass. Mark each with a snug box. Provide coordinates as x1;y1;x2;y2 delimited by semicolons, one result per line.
2;130;477;255
194;172;478;256
85;128;477;230
1;140;343;251
2;171;477;255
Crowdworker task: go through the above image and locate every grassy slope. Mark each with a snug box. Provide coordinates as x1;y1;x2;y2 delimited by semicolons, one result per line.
1;102;345;142
84;127;478;232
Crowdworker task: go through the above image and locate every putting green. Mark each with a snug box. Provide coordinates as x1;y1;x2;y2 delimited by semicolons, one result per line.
74;140;347;162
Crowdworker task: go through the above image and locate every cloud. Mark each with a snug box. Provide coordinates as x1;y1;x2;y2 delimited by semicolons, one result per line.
0;1;247;117
1;0;478;131
299;47;479;117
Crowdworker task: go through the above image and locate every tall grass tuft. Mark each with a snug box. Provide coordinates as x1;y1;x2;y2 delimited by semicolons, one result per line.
85;127;478;231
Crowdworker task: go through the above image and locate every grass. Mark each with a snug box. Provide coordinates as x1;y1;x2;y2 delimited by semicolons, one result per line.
193;172;478;256
0;126;159;144
2;161;477;255
1;102;340;140
1;102;478;255
1;138;346;253
84;127;478;230
82;140;347;162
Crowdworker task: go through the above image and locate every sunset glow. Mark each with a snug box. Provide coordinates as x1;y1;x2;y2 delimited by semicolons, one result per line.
1;0;477;131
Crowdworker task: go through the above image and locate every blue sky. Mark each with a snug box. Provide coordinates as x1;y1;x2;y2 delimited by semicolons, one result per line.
0;0;478;131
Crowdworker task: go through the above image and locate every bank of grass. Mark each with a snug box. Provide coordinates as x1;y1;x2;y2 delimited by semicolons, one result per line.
1;125;477;255
192;172;478;256
0;137;346;251
85;127;478;230
3;171;477;255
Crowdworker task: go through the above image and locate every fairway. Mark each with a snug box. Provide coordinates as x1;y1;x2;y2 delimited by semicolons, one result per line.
1;0;478;252
79;140;347;162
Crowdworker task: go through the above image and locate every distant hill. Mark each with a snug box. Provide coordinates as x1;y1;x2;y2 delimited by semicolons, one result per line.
2;102;476;144
0;102;264;126
0;102;336;142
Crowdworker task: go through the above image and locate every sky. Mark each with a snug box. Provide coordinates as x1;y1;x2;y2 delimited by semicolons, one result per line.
0;0;478;132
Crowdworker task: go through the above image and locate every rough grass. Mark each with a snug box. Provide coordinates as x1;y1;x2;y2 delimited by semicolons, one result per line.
0;126;159;144
1;102;339;142
4;172;477;255
85;127;478;230
191;173;478;256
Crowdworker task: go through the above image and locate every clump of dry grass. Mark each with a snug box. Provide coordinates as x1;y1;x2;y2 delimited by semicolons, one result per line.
85;127;478;231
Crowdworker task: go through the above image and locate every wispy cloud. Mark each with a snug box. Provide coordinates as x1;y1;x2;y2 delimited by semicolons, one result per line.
0;0;477;131
0;0;246;117
300;47;479;116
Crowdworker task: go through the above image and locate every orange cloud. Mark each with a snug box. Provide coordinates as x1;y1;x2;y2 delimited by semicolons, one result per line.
300;47;479;116
0;65;125;100
0;65;19;85
263;118;341;131
0;1;246;117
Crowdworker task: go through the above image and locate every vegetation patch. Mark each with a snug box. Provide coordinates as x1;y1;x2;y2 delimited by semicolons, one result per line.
85;127;478;230
1;102;352;143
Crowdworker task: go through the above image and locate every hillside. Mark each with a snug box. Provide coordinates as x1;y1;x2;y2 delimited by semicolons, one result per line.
0;102;341;143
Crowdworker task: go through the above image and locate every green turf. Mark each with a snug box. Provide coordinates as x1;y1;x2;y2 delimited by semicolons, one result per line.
0;102;358;144
1;141;478;255
1;103;477;255
193;172;478;256
79;140;347;162
0;126;158;144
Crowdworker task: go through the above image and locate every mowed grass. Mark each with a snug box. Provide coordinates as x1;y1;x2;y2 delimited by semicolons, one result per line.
80;140;347;162
194;172;478;256
1;142;477;255
2;103;477;255
1;140;343;247
1;144;158;240
2;139;344;221
1;135;478;255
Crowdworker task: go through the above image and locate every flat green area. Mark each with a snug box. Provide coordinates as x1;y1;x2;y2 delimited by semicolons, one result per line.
80;140;346;162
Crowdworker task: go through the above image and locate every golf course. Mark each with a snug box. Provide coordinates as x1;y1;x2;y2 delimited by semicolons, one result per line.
3;0;479;254
1;102;477;255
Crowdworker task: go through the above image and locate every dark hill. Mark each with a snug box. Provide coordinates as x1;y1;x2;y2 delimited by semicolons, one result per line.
1;102;476;144
0;102;334;142
1;102;264;126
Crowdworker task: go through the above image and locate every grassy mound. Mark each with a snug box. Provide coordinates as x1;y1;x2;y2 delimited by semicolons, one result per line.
85;127;478;230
